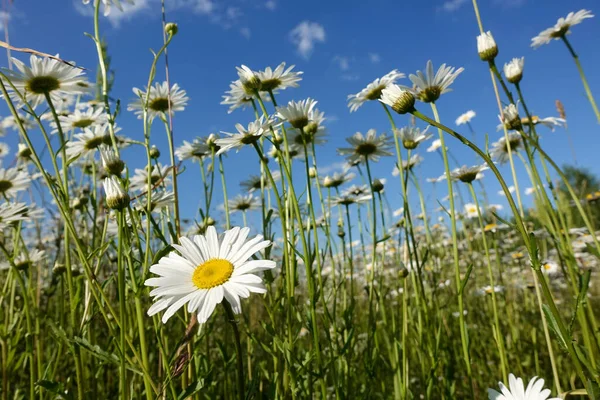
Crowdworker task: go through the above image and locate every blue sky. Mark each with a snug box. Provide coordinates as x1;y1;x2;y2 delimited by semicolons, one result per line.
2;0;600;226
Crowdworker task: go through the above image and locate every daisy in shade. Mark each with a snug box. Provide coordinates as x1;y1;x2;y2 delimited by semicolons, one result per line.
145;226;275;324
221;80;256;114
216;117;272;155
337;129;392;165
128;82;189;121
490;133;523;164
53;106;108;133
175;139;210;162
531;9;594;48
81;0;135;17
276;98;317;129
395;126;431;150
488;373;559;400
4;55;89;108
0;249;46;271
228;194;260;214
0;202;31;229
0;167;30;198
240;172;280;193
257;62;303;93
347;70;405;112
407;60;464;103
65;123;115;160
130;163;171;192
450;165;488;183
455;110;476;126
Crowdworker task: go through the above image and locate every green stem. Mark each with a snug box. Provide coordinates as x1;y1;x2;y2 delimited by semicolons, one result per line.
223;302;245;400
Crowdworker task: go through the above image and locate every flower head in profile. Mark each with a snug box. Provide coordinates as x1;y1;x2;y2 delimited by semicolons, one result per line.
257;62;303;93
451;164;488;183
236;65;261;92
145;226;275;323
488;373;559;400
393;154;423;174
129;82;189;121
427;139;443;153
347;70;405;112
228;194;260;213
379;84;416;114
0;167;30;198
240;172;280;193
477;31;498;61
499;104;522;130
4;55;89;108
221;80;258;114
286;108;327;153
395;126;431;150
176;139;210;162
276;98;317;129
0;202;32;230
531;9;594;48
456;110;476;126
53;106;108;133
322;171;355;189
103;176;130;211
81;0;135;16
337;129;393;164
503;58;524;84
491;133;522;164
216;116;272;155
408;60;464;103
130;163;171;192
66;123;115;160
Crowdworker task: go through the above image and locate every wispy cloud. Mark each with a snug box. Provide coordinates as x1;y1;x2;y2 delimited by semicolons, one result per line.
265;0;277;10
368;53;381;64
333;55;350;71
74;0;150;27
438;0;469;13
289;21;325;60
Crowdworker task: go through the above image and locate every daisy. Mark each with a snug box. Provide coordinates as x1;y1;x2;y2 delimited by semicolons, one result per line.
145;226;275;324
464;203;479;219
221;80;262;114
499;104;521;131
236;65;261;92
347;70;405;112
128;82;189;121
175;139;210;162
0;249;46;271
130;163;171;192
333;193;371;206
337;129;392;165
392;154;423;174
477;31;498;61
4;55;89;108
216;117;272;155
541;260;560;275
427;138;443;152
521;116;566;131
99;145;125;176
322;171;355;189
0;202;31;230
408;60;464;103
1;114;36;132
136;190;175;213
103;176;130;211
257;62;303;93
228;194;260;213
395;126;431;150
53;106;108;133
0;143;9;158
65;123;113;160
450;165;488;183
488;374;559;400
490;133;522;164
456;110;476;126
240;172;280;193
504;58;524;84
276;98;317;129
81;0;135;16
379;84;416;114
0;167;30;198
531;9;594;48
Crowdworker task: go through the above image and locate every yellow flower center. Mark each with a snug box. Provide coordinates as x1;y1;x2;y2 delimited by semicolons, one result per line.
484;223;497;232
192;259;234;289
543;263;552;270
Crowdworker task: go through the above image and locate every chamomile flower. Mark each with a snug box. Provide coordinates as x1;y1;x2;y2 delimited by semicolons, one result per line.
333;192;371;206
488;374;559;400
129;82;189;121
145;226;275;324
499;104;522;130
4;55;89;108
0;143;9;158
176;139;210;162
65;123;114;160
130;163;171;192
477;31;498;61
322;171;355;189
456;110;476;126
379;84;416;114
81;0;135;16
221;80;256;113
392;154;423;174
236;65;261;92
53;106;108;133
464;203;479;219
103;176;130;211
395;126;431;150
216;117;272;155
347;70;405;112
541;260;560;275
503;58;525;84
228;194;260;213
1;114;36;132
99;145;125;176
531;9;594;48
136;190;175;213
427;139;443;152
490;133;522;164
0;167;30;198
0;249;46;271
0;202;31;229
337;129;392;165
521;116;566;131
240;172;280;193
276;98;317;129
450;165;488;183
408;60;464;103
257;62;303;92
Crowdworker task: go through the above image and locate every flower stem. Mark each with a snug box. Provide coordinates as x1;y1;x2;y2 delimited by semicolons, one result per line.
223;302;245;400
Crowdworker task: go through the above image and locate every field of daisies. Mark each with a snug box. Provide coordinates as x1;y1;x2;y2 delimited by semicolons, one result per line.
1;0;600;398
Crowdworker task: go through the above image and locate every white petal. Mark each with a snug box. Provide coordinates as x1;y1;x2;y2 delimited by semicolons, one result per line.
162;291;198;323
233;260;276;276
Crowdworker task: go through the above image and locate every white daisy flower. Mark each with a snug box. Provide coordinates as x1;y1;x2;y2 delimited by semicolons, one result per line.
221;79;269;114
228;194;261;213
541;261;560;276
347;70;405;112
175;139;210;162
337;129;393;165
477;31;498;61
0;142;9;158
136;190;175;213
0;167;30;198
407;60;464;103
490;133;522;164
450;164;488;183
392;154;423;175
216;117;272;156
130;163;171;192
128;82;189;121
488;373;559;400
427;138;443;152
395;126;431;150
464;203;479;219
145;226;275;324
321;171;355;189
103;176;130;211
531;9;594;48
99;145;125;176
276;98;317;129
240;172;280;193
379;84;416;114
499;104;521;130
456;110;476;126
81;0;135;17
0;249;46;271
503;57;524;84
65;123;114;160
0;202;31;229
53;106;108;133
236;65;261;92
257;62;303;93
4;55;89;108
1;114;36;132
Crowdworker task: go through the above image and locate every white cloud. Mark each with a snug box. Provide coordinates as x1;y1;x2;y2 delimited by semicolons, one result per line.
289;21;325;60
74;0;150;27
240;27;251;39
368;53;381;64
333;55;350;71
341;74;359;81
265;0;277;10
439;0;468;12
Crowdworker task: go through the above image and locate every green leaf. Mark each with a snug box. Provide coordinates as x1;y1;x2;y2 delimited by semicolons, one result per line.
35;380;74;400
74;336;143;375
177;381;205;400
542;304;568;352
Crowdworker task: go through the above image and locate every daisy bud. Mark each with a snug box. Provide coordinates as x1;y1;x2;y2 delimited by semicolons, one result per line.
399;267;409;278
236;65;261;92
99;145;125;176
503;57;524;84
165;22;178;36
150;145;161;159
103;176;130;211
207;133;221;153
371;179;385;193
501;104;522;130
380;85;415;114
309;167;317;179
53;262;66;276
337;226;345;238
476;31;498;62
16;143;32;159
